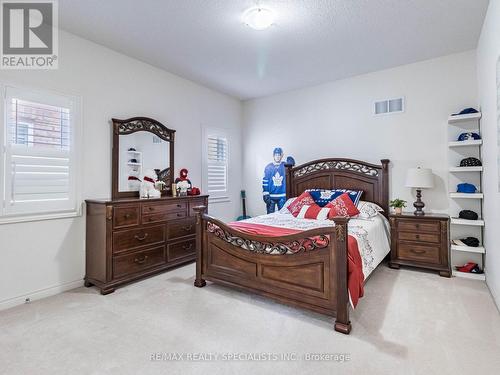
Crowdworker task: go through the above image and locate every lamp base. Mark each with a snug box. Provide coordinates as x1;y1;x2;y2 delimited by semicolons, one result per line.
413;189;425;216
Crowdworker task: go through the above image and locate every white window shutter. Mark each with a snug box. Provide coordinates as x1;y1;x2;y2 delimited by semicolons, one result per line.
203;131;229;202
3;87;80;216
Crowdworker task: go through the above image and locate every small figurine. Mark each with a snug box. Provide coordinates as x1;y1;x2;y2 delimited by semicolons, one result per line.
140;169;161;199
175;168;192;194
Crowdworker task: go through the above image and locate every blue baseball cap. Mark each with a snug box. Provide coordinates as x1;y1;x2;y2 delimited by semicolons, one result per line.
452;108;479;116
458;132;481;141
273;147;283;155
457;183;477;193
286;156;295;166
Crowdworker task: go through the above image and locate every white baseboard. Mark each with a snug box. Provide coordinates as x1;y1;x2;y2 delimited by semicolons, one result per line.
0;279;84;311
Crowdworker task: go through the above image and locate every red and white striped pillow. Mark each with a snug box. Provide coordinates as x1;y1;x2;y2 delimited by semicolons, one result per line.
295;203;331;220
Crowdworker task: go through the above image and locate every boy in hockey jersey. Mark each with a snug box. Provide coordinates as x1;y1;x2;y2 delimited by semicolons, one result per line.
262;148;292;213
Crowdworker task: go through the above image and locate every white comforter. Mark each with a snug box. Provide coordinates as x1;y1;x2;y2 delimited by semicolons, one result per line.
242;211;391;279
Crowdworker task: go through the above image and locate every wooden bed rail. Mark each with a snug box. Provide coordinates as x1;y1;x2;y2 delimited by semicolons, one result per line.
192;205;352;334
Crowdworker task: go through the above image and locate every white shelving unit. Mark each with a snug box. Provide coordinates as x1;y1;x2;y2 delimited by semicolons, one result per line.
449;192;484;199
447;111;485;281
449;166;483;172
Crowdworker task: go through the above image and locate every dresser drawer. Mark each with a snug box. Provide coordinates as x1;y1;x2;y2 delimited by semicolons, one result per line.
113;205;140;228
167;239;196;262
142;201;187;215
168;219;196;239
397;242;440;264
397;220;440;233
113;246;166;279
113;225;165;253
398;231;440;243
143;211;187;224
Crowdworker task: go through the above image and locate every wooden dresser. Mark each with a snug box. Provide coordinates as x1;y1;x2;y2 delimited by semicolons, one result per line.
85;195;208;294
389;213;451;277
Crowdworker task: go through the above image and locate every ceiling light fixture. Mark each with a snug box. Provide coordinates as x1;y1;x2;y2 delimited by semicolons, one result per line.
243;7;275;30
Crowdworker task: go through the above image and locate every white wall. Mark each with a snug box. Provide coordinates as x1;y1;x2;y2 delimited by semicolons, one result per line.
477;0;500;309
0;31;242;309
242;51;477;217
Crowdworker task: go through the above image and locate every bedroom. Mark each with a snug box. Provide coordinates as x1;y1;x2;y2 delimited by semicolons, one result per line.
0;0;499;374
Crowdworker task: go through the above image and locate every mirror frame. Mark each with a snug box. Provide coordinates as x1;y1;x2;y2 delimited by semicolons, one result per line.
111;117;175;199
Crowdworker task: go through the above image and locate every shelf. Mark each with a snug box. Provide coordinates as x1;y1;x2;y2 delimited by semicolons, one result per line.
451;218;484;226
127;150;142;154
448;140;482;147
127;162;141;166
452;270;485;281
451;244;485;254
449;166;483;172
449;193;483;199
448;112;482;124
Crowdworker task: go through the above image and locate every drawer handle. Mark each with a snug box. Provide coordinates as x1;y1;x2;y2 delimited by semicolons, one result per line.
134;233;149;241
182;243;193;251
149;217;155;221
134;255;149;264
148;206;154;211
415;234;420;239
415;224;419;228
176;213;183;217
124;213;132;219
410;249;426;254
182;225;193;232
177;204;182;208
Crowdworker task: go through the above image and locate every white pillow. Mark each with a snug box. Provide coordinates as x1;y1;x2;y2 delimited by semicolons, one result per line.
356;201;384;219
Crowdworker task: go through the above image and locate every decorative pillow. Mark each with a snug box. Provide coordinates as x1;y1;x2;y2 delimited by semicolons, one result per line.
356;201;384;219
287;192;315;216
306;189;363;207
278;197;297;214
325;193;360;218
295;203;331;220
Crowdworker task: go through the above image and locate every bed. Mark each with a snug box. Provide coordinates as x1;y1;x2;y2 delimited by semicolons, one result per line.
193;158;390;334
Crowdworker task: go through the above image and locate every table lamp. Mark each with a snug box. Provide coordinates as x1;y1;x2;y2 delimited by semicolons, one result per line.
405;167;434;216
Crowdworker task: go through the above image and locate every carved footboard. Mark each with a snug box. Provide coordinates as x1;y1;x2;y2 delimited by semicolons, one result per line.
193;206;351;334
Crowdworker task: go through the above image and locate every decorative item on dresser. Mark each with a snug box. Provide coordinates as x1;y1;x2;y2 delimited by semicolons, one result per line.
85;195;208;294
389;213;451;277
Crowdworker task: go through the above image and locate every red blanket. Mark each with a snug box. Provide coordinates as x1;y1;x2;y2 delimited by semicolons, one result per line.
228;221;365;307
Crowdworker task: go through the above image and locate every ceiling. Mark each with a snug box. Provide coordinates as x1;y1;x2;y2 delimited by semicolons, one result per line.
59;0;489;100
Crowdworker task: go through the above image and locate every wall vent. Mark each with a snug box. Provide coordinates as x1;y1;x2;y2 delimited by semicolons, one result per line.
374;97;404;115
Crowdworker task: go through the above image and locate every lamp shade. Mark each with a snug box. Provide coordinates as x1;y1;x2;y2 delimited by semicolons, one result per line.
405;167;434;188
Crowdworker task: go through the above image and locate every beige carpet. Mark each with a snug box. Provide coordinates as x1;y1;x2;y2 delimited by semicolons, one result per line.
1;263;499;375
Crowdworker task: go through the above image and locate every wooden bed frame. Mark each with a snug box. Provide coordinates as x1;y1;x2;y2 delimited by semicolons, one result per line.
193;158;389;334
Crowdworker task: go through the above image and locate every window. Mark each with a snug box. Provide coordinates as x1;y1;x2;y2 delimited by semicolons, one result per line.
1;86;81;221
203;128;229;203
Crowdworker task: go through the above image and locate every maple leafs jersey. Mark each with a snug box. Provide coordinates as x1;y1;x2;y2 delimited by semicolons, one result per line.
262;162;286;199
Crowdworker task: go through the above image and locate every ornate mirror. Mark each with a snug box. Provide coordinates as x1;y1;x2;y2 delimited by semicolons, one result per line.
112;117;175;199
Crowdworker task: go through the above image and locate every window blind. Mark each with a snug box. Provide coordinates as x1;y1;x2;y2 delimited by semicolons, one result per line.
3;87;78;216
206;135;228;195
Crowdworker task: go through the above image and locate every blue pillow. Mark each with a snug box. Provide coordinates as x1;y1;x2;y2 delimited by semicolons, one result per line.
306;189;363;207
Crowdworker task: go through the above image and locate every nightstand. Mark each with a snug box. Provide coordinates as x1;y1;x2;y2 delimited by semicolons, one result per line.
389;213;451;277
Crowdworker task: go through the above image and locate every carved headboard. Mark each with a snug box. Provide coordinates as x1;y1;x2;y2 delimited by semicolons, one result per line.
285;158;390;217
